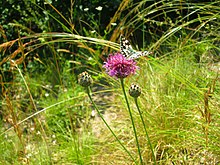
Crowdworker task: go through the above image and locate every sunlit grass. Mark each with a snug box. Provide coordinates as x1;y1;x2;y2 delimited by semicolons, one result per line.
0;0;220;164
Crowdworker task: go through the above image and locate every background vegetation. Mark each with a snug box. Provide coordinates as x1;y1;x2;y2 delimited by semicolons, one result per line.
0;0;219;164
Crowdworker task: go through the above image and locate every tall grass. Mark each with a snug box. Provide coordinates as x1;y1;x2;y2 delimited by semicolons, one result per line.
0;0;219;164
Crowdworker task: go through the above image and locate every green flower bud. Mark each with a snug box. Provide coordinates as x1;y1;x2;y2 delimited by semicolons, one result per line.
129;83;141;98
78;71;93;87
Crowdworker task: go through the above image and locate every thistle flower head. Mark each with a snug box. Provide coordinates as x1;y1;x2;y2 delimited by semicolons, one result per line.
129;83;141;98
103;53;138;79
78;71;93;87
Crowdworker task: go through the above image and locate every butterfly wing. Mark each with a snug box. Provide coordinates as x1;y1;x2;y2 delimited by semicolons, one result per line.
127;50;151;60
120;36;134;58
120;35;151;60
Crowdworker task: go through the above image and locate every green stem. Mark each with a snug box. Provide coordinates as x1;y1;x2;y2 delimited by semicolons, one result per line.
134;98;157;165
120;78;144;165
86;86;137;164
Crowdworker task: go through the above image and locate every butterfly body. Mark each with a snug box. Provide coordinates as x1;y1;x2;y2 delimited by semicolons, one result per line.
120;36;151;60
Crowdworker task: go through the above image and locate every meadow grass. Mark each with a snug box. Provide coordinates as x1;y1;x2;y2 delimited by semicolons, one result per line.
0;0;220;164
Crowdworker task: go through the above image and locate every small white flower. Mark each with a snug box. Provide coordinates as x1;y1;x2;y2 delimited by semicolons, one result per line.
84;8;89;11
90;30;96;33
4;134;8;139
79;5;83;10
16;95;21;99
26;153;32;159
26;144;32;150
95;6;103;11
52;140;57;145
91;110;96;118
45;93;49;97
111;22;117;26
88;57;93;60
45;84;52;88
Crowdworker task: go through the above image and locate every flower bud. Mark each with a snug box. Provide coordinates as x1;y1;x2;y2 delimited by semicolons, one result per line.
129;83;141;98
78;71;93;87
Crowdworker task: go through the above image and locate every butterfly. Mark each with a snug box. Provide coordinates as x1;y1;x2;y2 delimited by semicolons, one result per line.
120;35;151;60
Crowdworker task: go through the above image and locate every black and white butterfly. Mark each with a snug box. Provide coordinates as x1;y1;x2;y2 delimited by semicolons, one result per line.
120;35;151;60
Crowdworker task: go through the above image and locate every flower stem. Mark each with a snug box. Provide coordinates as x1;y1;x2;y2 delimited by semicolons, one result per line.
86;86;137;164
120;78;144;165
134;98;157;165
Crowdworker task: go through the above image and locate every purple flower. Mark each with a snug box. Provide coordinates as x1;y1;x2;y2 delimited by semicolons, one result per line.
103;53;138;79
